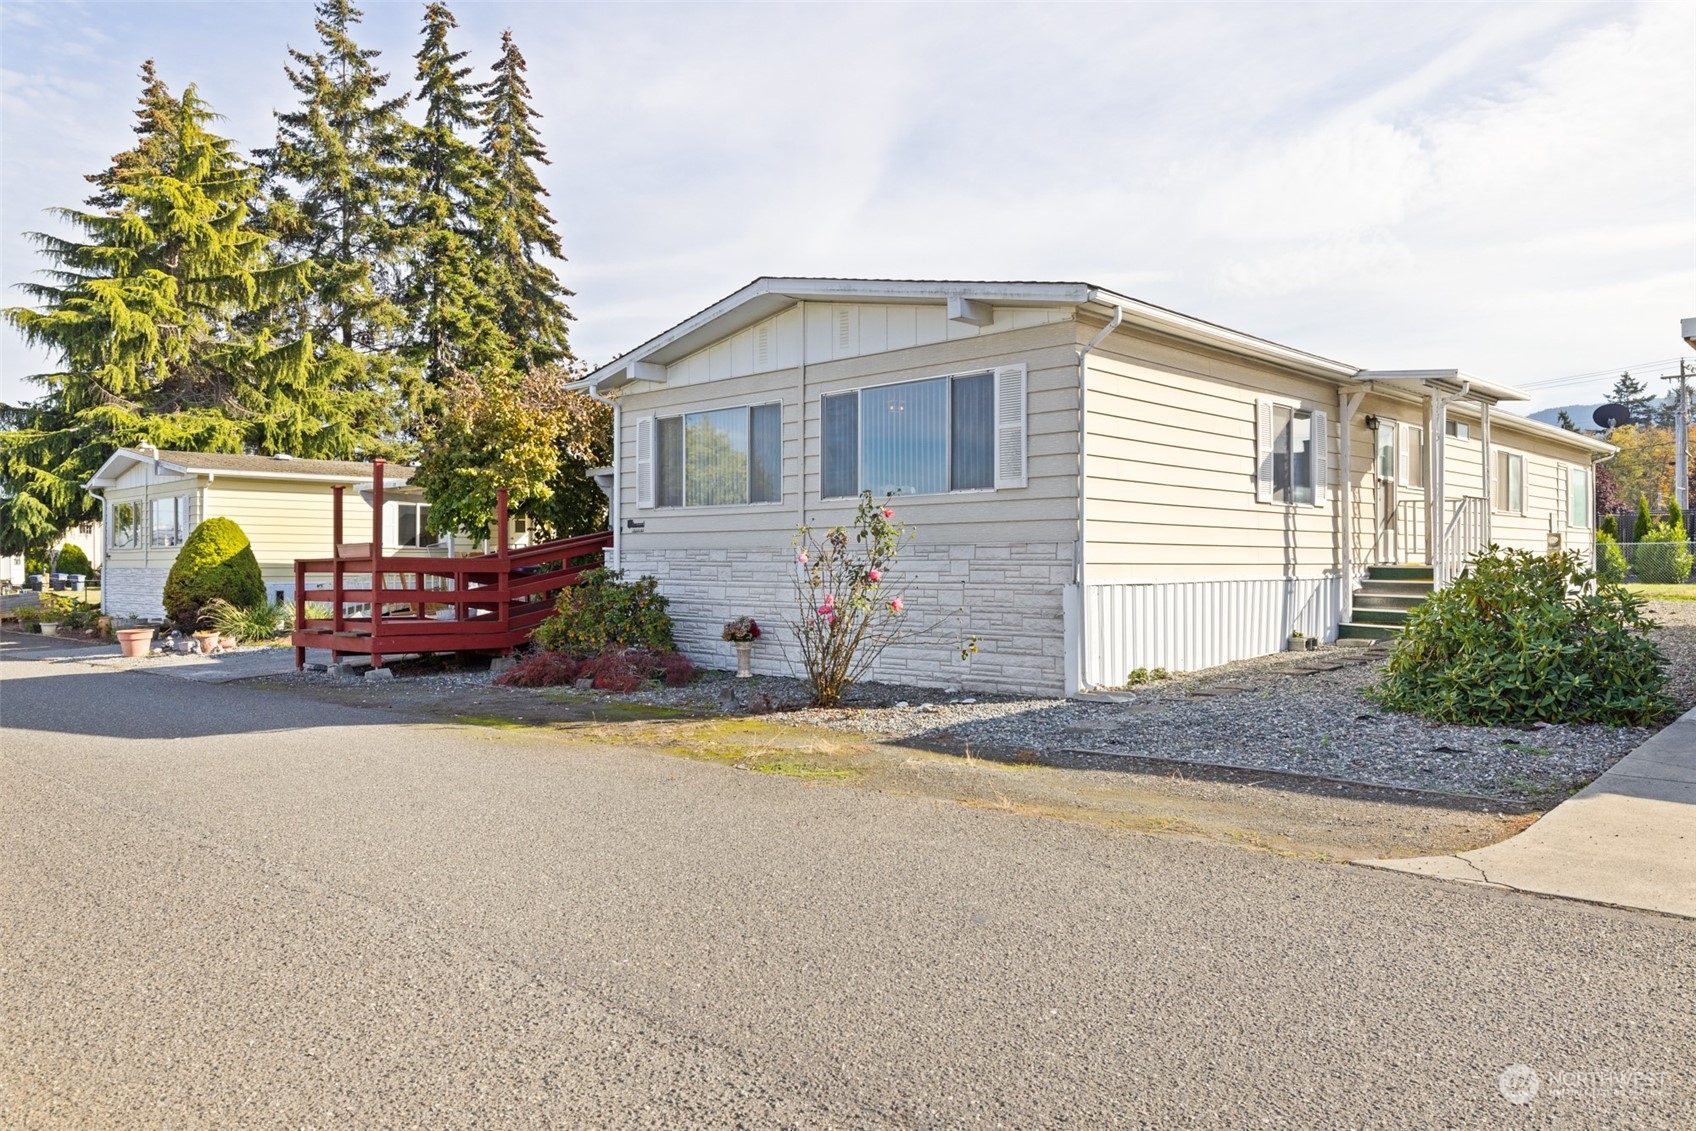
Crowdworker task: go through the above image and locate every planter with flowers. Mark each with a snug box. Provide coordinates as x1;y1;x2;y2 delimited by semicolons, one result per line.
722;616;762;677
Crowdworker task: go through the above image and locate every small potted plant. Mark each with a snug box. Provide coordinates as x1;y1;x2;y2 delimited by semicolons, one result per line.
722;616;761;678
1287;629;1310;652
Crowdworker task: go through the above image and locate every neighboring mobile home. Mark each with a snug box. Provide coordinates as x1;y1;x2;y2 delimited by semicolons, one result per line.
582;277;1612;697
84;448;421;620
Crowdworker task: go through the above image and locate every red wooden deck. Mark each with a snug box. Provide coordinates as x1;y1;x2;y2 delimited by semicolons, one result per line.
289;460;612;670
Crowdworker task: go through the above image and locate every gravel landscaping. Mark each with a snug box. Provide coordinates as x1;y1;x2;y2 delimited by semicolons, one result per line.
265;598;1696;807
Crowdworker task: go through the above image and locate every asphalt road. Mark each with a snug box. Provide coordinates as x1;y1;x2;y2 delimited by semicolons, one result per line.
3;649;1693;1128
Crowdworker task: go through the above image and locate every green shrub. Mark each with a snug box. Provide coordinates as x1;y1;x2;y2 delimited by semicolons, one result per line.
162;517;265;630
530;568;674;655
1600;513;1619;540
1668;497;1686;538
1595;531;1628;585
1634;525;1694;584
1370;547;1668;726
53;543;93;577
24;549;49;577
1634;495;1653;544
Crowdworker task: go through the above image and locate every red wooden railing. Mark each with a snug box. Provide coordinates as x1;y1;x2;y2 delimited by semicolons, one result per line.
290;460;612;670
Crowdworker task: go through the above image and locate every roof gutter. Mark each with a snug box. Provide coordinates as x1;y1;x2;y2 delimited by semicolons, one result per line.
1073;301;1123;694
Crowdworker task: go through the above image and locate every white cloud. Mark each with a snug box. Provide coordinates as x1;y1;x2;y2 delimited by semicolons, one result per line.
3;1;1692;411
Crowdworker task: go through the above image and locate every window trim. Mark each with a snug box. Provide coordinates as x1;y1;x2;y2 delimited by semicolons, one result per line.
109;500;143;550
392;501;448;549
1494;449;1526;515
1565;464;1590;529
149;494;189;549
651;399;785;510
1255;396;1328;509
1399;424;1427;490
1374;417;1398;481
821;368;999;501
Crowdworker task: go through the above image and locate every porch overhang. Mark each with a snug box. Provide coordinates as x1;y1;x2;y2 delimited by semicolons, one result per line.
1352;369;1529;405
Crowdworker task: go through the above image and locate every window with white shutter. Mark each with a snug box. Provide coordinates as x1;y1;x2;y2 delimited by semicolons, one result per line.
1310;409;1328;508
993;363;1027;489
635;416;655;509
1257;399;1323;506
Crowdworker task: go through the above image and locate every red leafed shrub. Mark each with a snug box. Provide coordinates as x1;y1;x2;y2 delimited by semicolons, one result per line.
501;647;695;692
493;652;583;687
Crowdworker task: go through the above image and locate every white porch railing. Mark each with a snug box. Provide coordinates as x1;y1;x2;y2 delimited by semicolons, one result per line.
1376;497;1426;564
1436;496;1487;588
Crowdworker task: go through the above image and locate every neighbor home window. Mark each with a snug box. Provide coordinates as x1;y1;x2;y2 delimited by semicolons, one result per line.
1375;420;1397;480
1401;425;1426;490
1567;466;1590;527
653;402;782;507
822;372;995;498
1445;419;1471;441
110;501;142;550
395;502;445;548
1495;451;1525;514
150;496;187;548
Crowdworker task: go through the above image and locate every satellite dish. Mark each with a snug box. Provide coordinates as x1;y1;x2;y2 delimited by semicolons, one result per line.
1593;403;1632;429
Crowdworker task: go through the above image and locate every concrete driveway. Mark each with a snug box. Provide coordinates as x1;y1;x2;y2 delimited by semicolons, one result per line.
1364;707;1696;917
3;651;1692;1127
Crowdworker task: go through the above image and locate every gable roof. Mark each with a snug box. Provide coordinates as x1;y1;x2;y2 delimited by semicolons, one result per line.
583;276;1366;391
86;448;416;490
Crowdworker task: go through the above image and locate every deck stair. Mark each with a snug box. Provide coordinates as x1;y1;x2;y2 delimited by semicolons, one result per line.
1338;565;1434;642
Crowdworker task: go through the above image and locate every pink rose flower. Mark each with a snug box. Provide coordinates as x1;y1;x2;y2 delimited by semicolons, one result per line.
889;596;904;612
796;549;809;564
881;508;894;519
867;569;882;582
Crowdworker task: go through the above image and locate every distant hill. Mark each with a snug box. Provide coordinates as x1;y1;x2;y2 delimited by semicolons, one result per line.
1526;403;1602;427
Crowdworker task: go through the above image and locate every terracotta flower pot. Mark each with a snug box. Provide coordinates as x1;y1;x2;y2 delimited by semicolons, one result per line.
194;631;218;654
117;627;154;658
221;633;242;651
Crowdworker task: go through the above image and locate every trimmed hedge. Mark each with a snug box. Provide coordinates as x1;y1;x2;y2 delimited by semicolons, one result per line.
1634;525;1694;584
1371;547;1668;726
163;517;265;630
1595;530;1628;585
531;568;674;655
54;543;93;577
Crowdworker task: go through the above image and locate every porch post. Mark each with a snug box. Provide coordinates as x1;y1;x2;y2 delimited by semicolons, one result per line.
1479;401;1493;547
1425;392;1440;565
1337;389;1366;627
370;459;384;668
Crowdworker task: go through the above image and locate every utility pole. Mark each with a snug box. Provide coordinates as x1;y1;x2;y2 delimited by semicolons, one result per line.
1669;357;1691;514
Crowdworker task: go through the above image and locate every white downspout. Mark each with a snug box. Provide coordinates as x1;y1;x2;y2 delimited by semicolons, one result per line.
585;384;620;569
1337;389;1367;627
796;300;807;528
1073;302;1124;693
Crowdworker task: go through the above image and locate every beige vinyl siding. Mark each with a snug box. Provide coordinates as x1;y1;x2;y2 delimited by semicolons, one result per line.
202;480;359;584
617;319;1083;551
1081;327;1343;581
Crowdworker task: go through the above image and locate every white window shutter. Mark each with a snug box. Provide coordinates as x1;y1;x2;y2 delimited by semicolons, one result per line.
993;363;1028;489
1255;398;1274;503
635;416;655;510
1557;465;1568;526
1310;409;1328;507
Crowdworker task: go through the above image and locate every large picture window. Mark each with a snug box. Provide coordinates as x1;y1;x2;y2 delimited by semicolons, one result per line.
654;402;781;508
150;496;188;548
110;501;142;550
822;372;995;498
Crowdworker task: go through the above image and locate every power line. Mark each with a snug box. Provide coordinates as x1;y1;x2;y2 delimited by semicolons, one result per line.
1518;357;1688;391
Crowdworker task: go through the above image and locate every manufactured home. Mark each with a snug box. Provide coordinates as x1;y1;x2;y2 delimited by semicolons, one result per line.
583;277;1612;697
84;448;425;621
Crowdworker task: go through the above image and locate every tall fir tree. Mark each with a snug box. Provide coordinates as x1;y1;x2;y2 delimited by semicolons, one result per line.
403;2;510;386
259;0;412;355
1556;410;1578;432
1607;371;1657;426
1;81;388;553
479;28;573;372
83;59;177;210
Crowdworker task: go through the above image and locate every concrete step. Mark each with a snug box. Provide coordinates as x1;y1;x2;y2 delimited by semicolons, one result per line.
1353;592;1426;610
1352;608;1411;626
1368;565;1435;583
1338;622;1399;641
1354;578;1434;598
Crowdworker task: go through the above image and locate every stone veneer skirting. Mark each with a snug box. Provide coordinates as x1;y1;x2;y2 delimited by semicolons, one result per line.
617;541;1072;697
101;565;172;622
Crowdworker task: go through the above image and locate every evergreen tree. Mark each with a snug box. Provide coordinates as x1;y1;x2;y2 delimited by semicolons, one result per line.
479;28;573;372
84;59;177;210
1556;410;1578;432
1668;495;1685;538
258;0;413;356
402;2;510;385
2;82;386;552
1607;371;1656;426
1600;513;1619;540
1634;494;1654;543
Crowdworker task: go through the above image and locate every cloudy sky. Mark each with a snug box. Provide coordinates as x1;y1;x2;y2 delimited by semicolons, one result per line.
3;1;1692;414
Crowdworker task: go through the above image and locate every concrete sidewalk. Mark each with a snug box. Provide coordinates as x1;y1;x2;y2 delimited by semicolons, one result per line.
1363;706;1696;918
